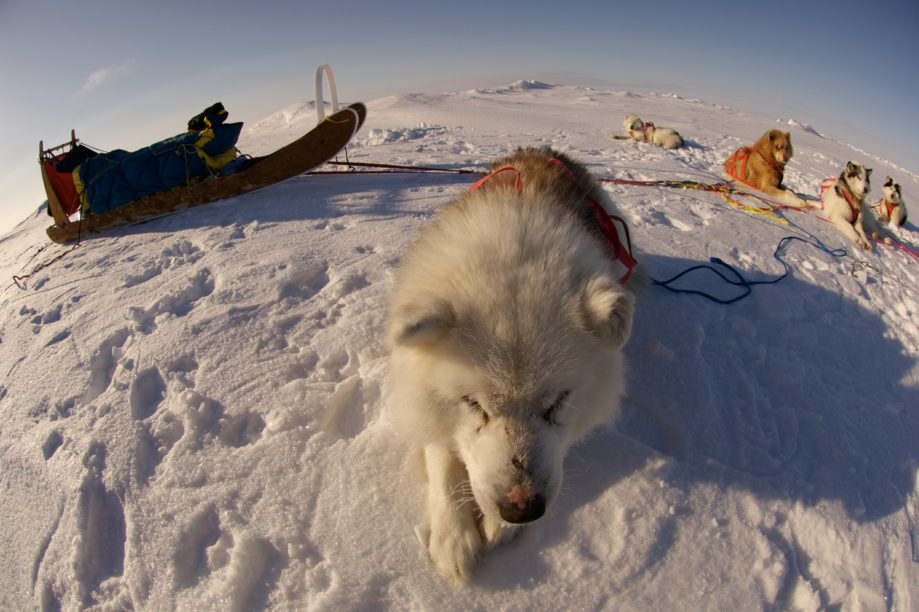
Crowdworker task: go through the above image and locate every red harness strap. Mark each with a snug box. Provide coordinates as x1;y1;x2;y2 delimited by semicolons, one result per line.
629;122;655;142
724;147;782;190
585;197;637;283
882;198;898;219
546;158;636;283
469;159;637;284
821;178;859;220
469;166;520;192
724;147;754;189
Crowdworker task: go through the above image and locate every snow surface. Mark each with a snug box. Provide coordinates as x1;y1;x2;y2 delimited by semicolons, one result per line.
1;82;918;611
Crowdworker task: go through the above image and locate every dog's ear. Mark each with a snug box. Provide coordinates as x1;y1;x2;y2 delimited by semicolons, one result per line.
389;299;455;347
866;168;873;178
885;176;894;186
581;276;635;349
846;161;858;175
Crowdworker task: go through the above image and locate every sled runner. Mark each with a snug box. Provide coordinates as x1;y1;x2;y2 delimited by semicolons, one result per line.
41;101;366;244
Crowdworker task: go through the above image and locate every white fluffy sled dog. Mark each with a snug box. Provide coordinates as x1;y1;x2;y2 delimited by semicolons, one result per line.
622;113;684;149
387;147;636;585
820;161;878;250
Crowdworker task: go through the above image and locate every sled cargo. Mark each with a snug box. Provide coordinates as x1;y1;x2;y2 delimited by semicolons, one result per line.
40;102;367;244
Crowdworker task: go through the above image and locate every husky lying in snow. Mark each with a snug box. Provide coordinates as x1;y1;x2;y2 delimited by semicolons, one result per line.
724;129;807;207
387;147;636;585
621;113;683;149
820;161;878;250
873;176;908;236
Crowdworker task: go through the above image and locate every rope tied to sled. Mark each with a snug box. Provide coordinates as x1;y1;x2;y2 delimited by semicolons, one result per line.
8;243;81;291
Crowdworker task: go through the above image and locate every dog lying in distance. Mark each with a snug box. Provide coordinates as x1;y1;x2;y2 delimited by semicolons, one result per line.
387;147;636;585
873;176;908;233
820;161;878;250
619;113;684;149
724;129;807;207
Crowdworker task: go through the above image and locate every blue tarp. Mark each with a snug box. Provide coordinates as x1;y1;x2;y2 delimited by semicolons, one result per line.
77;106;242;214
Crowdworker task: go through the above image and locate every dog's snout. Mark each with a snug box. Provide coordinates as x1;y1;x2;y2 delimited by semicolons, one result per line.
499;482;546;523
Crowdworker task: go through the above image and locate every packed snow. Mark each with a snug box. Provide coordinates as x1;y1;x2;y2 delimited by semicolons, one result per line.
1;82;917;611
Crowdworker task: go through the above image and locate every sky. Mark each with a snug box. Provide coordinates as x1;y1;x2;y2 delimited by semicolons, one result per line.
1;0;917;237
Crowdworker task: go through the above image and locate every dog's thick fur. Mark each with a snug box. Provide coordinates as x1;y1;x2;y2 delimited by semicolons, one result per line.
725;129;806;207
874;176;908;232
622;113;683;149
387;147;635;585
821;161;877;250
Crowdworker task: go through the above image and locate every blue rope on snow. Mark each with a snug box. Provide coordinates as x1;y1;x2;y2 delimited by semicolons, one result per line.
653;211;848;304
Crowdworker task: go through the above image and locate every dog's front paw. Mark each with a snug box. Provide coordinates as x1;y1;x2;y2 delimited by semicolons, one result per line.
427;513;483;585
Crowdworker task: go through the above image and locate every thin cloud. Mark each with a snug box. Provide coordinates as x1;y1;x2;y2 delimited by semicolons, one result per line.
80;59;136;93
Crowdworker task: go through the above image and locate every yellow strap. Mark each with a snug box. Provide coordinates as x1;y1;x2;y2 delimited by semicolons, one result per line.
663;180;790;225
716;189;789;225
72;166;91;214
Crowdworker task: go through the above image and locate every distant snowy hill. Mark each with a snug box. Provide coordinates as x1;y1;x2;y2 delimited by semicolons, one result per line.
1;84;917;610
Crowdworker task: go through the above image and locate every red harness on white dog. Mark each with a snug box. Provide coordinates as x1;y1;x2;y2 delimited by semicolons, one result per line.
879;198;898;220
469;159;637;284
629;122;655;142
821;178;859;220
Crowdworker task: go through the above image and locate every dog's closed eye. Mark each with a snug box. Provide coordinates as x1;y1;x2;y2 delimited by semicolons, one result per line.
462;395;490;426
542;391;571;426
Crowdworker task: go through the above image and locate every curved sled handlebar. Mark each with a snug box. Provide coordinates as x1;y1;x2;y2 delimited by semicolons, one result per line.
315;64;340;124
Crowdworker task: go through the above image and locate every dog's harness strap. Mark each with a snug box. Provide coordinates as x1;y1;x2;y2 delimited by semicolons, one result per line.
842;188;858;219
587;198;637;283
469;166;520;193
547;157;636;284
629;122;655;142
724;147;753;189
469;159;637;285
821;177;859;220
724;147;783;190
882;198;897;219
758;149;781;173
820;178;834;209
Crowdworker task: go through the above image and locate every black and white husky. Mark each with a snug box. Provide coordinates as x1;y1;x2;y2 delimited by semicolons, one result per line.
873;176;908;236
820;161;879;250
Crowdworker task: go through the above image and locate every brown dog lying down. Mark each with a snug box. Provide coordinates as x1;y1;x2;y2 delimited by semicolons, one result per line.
724;129;806;207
